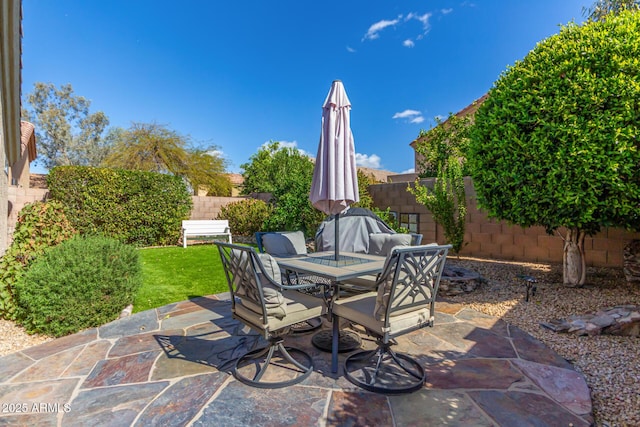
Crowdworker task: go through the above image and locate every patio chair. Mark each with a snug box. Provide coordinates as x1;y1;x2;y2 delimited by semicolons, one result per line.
255;231;308;284
332;244;451;394
216;242;327;388
341;233;425;292
255;231;327;332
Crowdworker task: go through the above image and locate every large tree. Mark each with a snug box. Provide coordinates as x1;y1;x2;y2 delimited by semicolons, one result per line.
468;11;640;286
22;82;110;168
583;0;639;21
241;141;322;234
242;141;381;236
103;122;231;196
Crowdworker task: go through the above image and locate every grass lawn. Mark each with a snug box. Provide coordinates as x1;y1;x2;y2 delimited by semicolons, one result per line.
134;244;230;313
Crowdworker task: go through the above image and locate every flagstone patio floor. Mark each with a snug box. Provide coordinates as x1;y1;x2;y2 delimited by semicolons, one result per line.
0;294;593;426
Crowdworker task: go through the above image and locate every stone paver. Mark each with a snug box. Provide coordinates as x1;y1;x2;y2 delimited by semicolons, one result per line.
0;295;593;426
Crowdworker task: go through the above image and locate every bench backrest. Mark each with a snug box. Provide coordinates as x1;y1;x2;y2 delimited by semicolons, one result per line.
182;220;229;232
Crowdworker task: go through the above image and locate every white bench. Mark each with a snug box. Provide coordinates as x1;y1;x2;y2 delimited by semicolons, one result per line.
182;220;232;248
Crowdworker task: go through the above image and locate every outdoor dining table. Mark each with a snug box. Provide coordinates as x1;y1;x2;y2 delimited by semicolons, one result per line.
273;251;387;373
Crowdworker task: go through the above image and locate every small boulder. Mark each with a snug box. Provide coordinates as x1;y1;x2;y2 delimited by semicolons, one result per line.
541;305;640;337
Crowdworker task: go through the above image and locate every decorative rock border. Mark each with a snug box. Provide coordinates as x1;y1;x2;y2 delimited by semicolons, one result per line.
541;305;640;337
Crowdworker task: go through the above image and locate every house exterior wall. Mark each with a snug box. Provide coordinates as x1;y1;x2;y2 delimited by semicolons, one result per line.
8;152;29;188
369;177;640;268
6;186;49;245
1;0;23;255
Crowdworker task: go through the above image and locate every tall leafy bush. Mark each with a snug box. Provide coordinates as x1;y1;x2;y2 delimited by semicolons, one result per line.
47;166;192;246
15;235;142;337
0;201;76;319
414;113;473;178
409;158;467;254
217;198;273;236
468;11;640;285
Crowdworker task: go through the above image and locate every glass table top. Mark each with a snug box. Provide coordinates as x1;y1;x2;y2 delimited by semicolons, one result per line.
300;254;373;268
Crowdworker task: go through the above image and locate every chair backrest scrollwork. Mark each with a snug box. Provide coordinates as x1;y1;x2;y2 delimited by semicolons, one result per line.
374;245;451;325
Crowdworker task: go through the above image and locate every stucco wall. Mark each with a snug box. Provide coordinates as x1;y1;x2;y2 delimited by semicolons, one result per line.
369;178;640;268
7;186;49;244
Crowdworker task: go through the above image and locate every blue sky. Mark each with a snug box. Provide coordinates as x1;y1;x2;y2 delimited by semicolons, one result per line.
21;0;591;174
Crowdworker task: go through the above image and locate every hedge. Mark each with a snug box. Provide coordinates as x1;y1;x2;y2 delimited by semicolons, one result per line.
47;166;192;246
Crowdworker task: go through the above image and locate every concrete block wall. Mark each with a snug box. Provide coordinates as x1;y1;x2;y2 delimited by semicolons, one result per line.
190;196;248;220
369;178;640;268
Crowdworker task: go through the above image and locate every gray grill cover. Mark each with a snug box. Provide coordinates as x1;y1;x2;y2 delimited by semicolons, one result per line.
314;208;395;253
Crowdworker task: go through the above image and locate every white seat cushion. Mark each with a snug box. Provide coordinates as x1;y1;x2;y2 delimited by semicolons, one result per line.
235;289;327;332
333;292;432;337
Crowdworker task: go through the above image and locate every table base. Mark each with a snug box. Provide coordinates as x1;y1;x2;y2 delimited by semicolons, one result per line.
311;329;362;353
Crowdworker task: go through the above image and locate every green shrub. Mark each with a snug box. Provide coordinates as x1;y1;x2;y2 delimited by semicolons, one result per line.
47;166;192;246
15;235;142;337
408;157;467;254
217;198;272;236
468;11;640;285
414;113;473;178
0;201;76;319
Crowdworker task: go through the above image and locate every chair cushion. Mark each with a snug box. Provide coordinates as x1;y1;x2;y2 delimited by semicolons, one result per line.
262;231;307;256
235;252;287;319
368;233;389;256
381;234;412;255
333;292;433;337
235;289;326;332
368;233;412;256
258;253;282;284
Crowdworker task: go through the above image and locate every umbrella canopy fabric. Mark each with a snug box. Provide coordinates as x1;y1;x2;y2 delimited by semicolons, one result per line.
310;80;359;216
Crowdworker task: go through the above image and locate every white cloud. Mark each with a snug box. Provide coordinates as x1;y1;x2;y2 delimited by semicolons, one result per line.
408;12;431;30
393;109;425;124
441;8;453;15
355;153;382;169
363;17;401;40
206;149;224;157
392;109;421;119
363;12;431;46
346;45;356;53
401;168;415;174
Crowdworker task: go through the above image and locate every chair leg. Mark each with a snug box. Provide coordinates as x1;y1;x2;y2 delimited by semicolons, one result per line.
233;338;314;389
343;343;426;394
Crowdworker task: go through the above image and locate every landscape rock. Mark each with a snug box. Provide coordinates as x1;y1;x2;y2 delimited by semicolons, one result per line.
438;265;482;296
541;305;640;337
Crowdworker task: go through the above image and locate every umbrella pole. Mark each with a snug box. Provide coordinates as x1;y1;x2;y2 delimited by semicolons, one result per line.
335;213;340;261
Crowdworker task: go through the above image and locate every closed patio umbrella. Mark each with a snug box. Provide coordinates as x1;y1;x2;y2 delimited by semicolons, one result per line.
310;80;359;261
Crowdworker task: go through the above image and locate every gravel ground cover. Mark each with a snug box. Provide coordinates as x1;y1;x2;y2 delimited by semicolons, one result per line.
1;256;638;425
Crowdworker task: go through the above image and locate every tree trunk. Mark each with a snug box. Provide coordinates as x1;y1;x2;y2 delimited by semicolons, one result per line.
562;228;586;286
